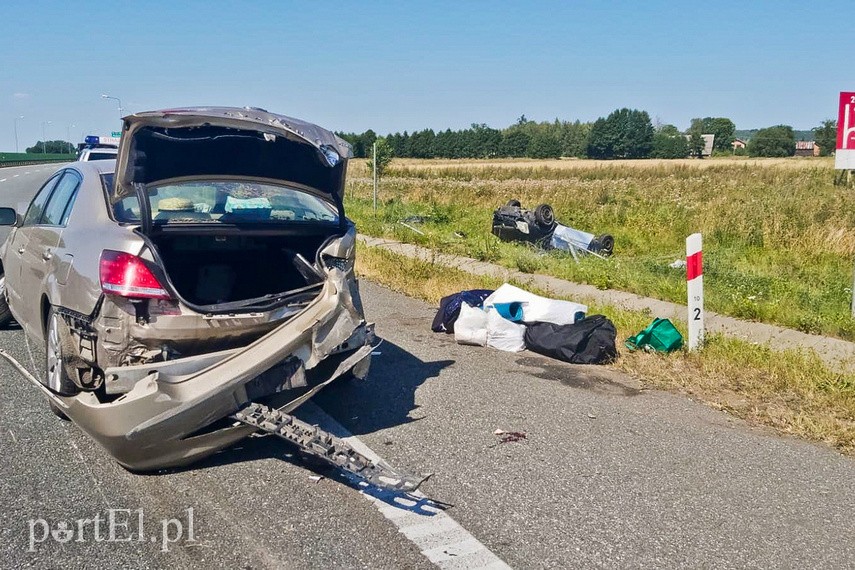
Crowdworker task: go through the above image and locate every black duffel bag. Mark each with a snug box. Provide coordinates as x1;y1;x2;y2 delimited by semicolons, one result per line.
524;315;618;365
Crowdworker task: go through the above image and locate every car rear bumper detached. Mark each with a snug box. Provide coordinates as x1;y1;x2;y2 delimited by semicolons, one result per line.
54;276;373;471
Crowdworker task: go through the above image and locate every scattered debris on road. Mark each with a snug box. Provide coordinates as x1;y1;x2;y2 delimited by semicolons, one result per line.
524;315;618;364
493;429;527;444
234;403;431;492
625;318;683;352
434;283;618;363
431;289;495;333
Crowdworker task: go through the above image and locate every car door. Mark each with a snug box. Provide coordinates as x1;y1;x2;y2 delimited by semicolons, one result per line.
4;173;62;322
16;170;82;339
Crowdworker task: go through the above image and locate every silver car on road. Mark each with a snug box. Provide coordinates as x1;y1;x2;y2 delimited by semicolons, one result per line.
0;107;373;470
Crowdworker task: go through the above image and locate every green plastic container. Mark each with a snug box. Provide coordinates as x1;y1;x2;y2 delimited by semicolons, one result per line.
625;318;683;352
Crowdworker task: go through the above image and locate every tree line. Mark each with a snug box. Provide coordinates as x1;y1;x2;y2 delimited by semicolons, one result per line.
26;140;75;154
339;111;837;160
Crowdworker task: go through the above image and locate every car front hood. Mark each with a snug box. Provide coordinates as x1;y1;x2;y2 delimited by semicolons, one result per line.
112;107;353;208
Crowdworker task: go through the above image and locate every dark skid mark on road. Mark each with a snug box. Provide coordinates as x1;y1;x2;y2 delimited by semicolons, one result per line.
515;356;640;397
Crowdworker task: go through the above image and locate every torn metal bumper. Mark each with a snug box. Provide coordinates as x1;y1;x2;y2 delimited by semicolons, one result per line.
48;279;374;471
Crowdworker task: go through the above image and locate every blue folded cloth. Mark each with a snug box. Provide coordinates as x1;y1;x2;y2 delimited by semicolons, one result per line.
492;302;525;322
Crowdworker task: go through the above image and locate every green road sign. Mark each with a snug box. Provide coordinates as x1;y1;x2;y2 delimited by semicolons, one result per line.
111;132;121;137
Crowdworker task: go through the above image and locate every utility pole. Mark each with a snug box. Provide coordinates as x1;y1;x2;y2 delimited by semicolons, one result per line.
66;124;75;154
372;141;378;216
13;115;23;153
41;120;51;154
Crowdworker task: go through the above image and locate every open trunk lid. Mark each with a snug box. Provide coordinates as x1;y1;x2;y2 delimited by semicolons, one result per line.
112;107;353;232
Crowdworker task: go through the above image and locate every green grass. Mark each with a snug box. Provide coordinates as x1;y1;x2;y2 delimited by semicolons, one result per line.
345;158;855;340
0;152;75;165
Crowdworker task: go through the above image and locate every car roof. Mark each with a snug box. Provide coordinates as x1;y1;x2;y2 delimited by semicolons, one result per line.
70;159;116;176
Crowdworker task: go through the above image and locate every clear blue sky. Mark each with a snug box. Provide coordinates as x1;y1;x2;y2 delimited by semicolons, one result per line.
0;1;850;151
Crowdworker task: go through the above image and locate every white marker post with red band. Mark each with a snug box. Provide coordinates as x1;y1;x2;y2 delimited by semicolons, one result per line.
686;233;704;350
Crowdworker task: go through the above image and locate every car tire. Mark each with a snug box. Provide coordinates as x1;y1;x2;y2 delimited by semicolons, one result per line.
0;273;13;328
45;307;79;397
590;234;615;256
534;203;555;229
506;199;521;208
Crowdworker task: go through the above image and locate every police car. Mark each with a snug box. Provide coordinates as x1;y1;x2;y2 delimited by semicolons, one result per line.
76;135;119;161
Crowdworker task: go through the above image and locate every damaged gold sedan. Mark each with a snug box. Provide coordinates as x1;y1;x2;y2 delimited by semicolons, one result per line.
0;107;375;471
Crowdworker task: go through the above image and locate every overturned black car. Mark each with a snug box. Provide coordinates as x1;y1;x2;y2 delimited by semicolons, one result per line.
491;200;556;246
491;200;614;256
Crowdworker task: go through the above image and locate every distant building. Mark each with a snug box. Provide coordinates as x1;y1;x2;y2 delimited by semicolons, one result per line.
732;138;746;149
685;133;715;157
794;140;820;157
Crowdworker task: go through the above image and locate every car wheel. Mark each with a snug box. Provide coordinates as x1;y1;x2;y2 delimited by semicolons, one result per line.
0;273;13;327
534;203;555;229
506;199;521;208
45;307;79;397
591;234;615;256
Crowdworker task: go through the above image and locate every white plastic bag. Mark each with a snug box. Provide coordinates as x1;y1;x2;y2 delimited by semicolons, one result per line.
454;303;488;346
484;283;586;326
485;307;527;352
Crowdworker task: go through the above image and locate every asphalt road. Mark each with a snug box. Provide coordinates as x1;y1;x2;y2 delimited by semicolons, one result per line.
1;164;854;569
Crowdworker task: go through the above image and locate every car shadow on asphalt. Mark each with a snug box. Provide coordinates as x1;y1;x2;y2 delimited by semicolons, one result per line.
312;338;454;436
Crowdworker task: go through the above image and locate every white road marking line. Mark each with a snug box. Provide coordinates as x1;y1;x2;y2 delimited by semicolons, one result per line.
24;171;30;174
0;179;6;183
12;174;19;177
66;436;111;508
302;402;511;570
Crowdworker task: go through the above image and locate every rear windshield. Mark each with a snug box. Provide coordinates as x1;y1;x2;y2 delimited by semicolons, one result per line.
86;152;117;161
108;179;339;225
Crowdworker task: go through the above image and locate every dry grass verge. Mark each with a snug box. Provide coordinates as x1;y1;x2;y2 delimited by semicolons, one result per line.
357;244;855;455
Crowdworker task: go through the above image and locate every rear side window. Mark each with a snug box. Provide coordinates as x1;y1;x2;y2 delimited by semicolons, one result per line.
23;173;61;226
101;173;140;221
41;171;82;226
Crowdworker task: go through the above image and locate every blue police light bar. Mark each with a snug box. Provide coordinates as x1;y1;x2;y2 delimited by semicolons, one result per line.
85;135;100;145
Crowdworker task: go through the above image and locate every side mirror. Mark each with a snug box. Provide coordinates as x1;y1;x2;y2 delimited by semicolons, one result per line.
0;207;17;226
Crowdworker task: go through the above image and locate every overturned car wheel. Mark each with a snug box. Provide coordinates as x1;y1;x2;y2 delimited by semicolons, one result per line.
534;203;555;229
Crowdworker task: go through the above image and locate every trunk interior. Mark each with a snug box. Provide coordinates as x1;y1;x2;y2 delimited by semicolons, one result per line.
150;230;335;307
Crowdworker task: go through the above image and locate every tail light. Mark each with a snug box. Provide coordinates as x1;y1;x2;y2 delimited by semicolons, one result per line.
99;250;171;300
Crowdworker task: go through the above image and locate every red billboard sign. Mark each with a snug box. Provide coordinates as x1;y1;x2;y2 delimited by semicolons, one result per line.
837;92;855;150
836;92;855;168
